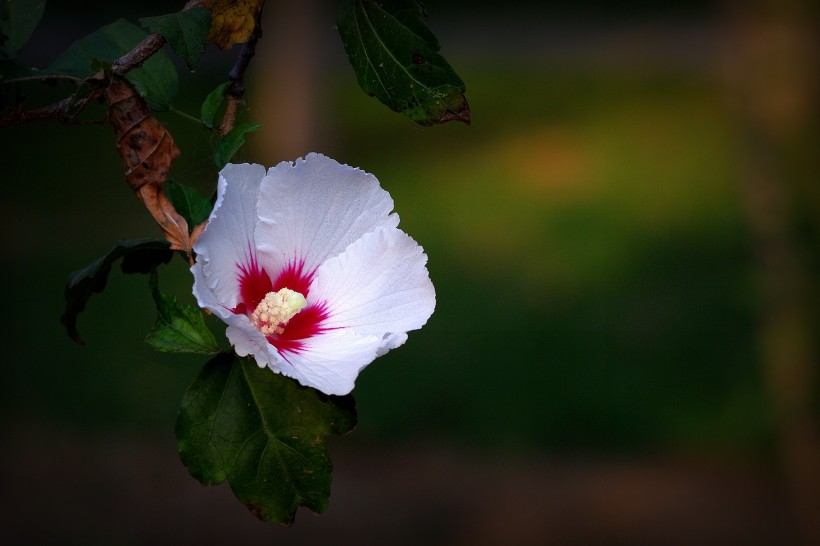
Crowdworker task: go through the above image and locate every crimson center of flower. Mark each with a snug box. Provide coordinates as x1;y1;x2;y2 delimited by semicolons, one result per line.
251;288;307;335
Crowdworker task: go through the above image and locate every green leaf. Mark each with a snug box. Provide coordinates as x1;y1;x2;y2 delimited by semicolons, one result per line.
0;60;79;85
166;179;212;230
213;122;261;169
62;238;173;344
48;19;178;110
145;270;219;354
139;7;211;71
0;57;44;82
177;354;357;524
200;80;230;129
337;0;470;126
120;244;175;275
0;0;46;59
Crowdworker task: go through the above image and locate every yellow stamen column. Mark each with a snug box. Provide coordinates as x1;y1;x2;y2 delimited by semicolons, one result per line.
251;288;307;335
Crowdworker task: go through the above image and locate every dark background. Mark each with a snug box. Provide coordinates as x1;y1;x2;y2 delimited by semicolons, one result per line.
2;0;818;544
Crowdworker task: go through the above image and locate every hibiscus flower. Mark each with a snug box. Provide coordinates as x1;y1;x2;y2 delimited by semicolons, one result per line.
191;153;435;395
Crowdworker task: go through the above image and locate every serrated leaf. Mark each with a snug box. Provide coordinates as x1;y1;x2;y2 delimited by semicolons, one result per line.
337;0;470;126
145;270;219;354
62;238;173;344
139;7;211;71
213;122;260;169
200;80;230;129
177;354;357;524
166;179;213;230
48;19;178;110
0;0;46;59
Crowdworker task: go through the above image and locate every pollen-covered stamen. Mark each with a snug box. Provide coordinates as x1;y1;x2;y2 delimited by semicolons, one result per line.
251;288;307;335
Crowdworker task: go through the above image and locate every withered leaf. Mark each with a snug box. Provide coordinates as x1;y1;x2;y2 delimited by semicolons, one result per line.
106;78;180;191
137;184;193;256
190;220;208;249
201;0;263;50
105;78;192;257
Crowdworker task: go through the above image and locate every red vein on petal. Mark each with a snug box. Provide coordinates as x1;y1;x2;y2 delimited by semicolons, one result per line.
234;254;336;356
272;258;314;297
268;302;332;355
234;251;272;315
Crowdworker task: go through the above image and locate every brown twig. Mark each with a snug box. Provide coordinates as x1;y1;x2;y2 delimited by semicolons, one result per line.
219;13;263;136
0;90;105;127
0;0;182;128
0;31;165;128
110;33;168;74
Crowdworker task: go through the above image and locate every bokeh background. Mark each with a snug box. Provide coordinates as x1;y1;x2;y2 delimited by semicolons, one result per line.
2;0;818;544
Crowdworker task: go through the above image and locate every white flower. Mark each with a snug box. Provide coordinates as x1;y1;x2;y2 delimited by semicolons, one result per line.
191;153;435;395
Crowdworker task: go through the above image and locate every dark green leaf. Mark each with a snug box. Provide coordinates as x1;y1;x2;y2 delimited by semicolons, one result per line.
200;80;230;129
337;0;469;126
166;179;212;230
0;62;80;85
139;7;211;71
62;238;173;344
48;19;178;110
0;0;46;59
121;245;175;275
177;354;357;524
213;122;261;169
145;270;219;354
0;58;44;82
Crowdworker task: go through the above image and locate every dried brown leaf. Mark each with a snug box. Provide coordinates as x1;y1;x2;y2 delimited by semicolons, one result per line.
137;184;193;257
201;0;263;50
105;79;181;191
105;78;192;260
190;221;208;248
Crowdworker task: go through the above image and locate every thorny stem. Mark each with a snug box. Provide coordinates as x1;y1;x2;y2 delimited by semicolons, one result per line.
219;11;263;136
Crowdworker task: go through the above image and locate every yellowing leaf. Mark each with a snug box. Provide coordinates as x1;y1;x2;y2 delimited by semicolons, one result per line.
201;0;263;50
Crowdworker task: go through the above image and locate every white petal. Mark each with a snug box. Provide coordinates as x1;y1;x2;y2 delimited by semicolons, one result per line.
276;330;384;395
189;155;436;397
310;227;435;343
191;258;232;320
193;163;267;309
223;314;289;368
224;314;381;396
255;153;399;276
376;332;408;356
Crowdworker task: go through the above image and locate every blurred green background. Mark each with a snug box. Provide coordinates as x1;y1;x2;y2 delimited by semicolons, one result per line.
2;0;818;544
